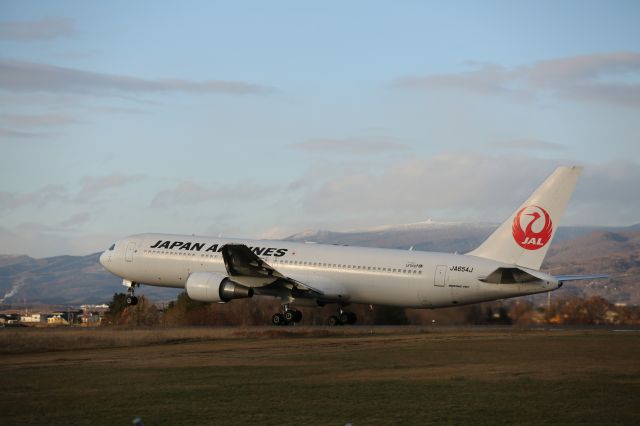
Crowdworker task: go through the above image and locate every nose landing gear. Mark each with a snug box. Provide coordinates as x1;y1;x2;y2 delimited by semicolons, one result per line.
123;280;140;306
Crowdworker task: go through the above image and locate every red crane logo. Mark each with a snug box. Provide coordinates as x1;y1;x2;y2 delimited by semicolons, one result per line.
512;205;553;250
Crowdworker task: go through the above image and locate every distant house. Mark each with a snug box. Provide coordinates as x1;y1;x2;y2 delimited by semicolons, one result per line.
81;311;102;325
80;304;109;311
48;310;83;325
0;313;21;324
47;314;69;325
21;313;42;323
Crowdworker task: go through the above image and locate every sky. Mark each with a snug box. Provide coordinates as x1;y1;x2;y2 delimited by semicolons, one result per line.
1;1;639;258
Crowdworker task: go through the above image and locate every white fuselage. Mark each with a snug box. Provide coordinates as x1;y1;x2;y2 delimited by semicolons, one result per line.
100;233;560;308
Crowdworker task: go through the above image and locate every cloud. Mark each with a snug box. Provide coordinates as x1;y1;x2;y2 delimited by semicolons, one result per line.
0;127;55;139
397;63;520;95
0;59;274;96
0;113;81;127
91;106;148;115
527;52;640;86
151;181;270;208
490;139;565;151
0;223;114;258
569;161;640;226
0;174;145;212
0;114;78;140
76;174;145;202
0;184;68;212
294;154;640;227
301;154;541;218
57;212;91;230
0;18;74;42
395;52;640;108
290;138;410;155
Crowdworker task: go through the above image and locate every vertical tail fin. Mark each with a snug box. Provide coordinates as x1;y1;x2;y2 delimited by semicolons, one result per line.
468;166;583;270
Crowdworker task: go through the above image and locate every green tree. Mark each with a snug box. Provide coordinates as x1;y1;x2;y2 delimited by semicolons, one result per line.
102;293;128;325
102;293;160;326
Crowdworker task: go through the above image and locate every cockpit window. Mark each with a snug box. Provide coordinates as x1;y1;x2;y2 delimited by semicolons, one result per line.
108;244;115;251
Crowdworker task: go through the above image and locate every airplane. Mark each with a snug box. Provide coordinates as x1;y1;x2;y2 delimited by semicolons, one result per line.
99;166;605;325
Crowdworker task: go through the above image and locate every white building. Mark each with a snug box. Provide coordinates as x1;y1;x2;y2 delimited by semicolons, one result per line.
21;313;42;323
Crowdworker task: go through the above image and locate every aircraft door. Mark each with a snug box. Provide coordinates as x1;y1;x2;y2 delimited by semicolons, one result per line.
434;265;447;287
125;242;137;262
418;264;448;307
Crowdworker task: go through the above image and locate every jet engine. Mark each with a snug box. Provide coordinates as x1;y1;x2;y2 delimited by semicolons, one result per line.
185;272;254;303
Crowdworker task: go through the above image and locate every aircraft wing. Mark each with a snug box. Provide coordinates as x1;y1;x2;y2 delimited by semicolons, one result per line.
220;244;323;295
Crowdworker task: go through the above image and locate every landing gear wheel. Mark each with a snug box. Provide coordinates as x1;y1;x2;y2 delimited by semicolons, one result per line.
126;295;138;306
272;313;287;326
328;315;340;326
339;312;350;324
284;310;303;323
347;312;357;324
284;310;295;322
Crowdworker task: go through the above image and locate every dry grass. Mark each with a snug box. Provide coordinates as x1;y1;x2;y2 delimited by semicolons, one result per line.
1;327;639;425
0;325;431;354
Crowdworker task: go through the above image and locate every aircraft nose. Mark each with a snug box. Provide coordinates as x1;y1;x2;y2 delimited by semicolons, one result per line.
99;251;110;268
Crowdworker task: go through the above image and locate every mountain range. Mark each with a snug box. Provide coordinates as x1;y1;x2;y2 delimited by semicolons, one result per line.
1;222;638;307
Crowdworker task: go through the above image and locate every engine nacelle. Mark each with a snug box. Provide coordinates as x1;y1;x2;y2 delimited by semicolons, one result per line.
185;272;254;303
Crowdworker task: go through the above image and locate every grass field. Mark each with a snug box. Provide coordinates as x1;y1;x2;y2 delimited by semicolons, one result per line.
1;327;639;425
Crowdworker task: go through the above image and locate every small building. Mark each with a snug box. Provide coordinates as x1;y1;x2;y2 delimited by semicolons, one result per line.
47;314;69;325
81;311;102;325
48;310;83;325
0;313;21;324
21;313;42;323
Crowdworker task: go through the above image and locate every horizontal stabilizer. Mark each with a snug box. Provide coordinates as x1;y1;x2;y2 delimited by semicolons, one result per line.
555;274;609;282
479;267;542;284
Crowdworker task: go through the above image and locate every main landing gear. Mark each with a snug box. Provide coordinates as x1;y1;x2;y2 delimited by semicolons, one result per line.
124;281;139;306
328;308;357;326
272;305;302;326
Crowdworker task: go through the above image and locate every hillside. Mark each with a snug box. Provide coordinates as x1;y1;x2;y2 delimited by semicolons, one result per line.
544;231;640;304
286;222;639;252
286;221;496;253
0;253;180;306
